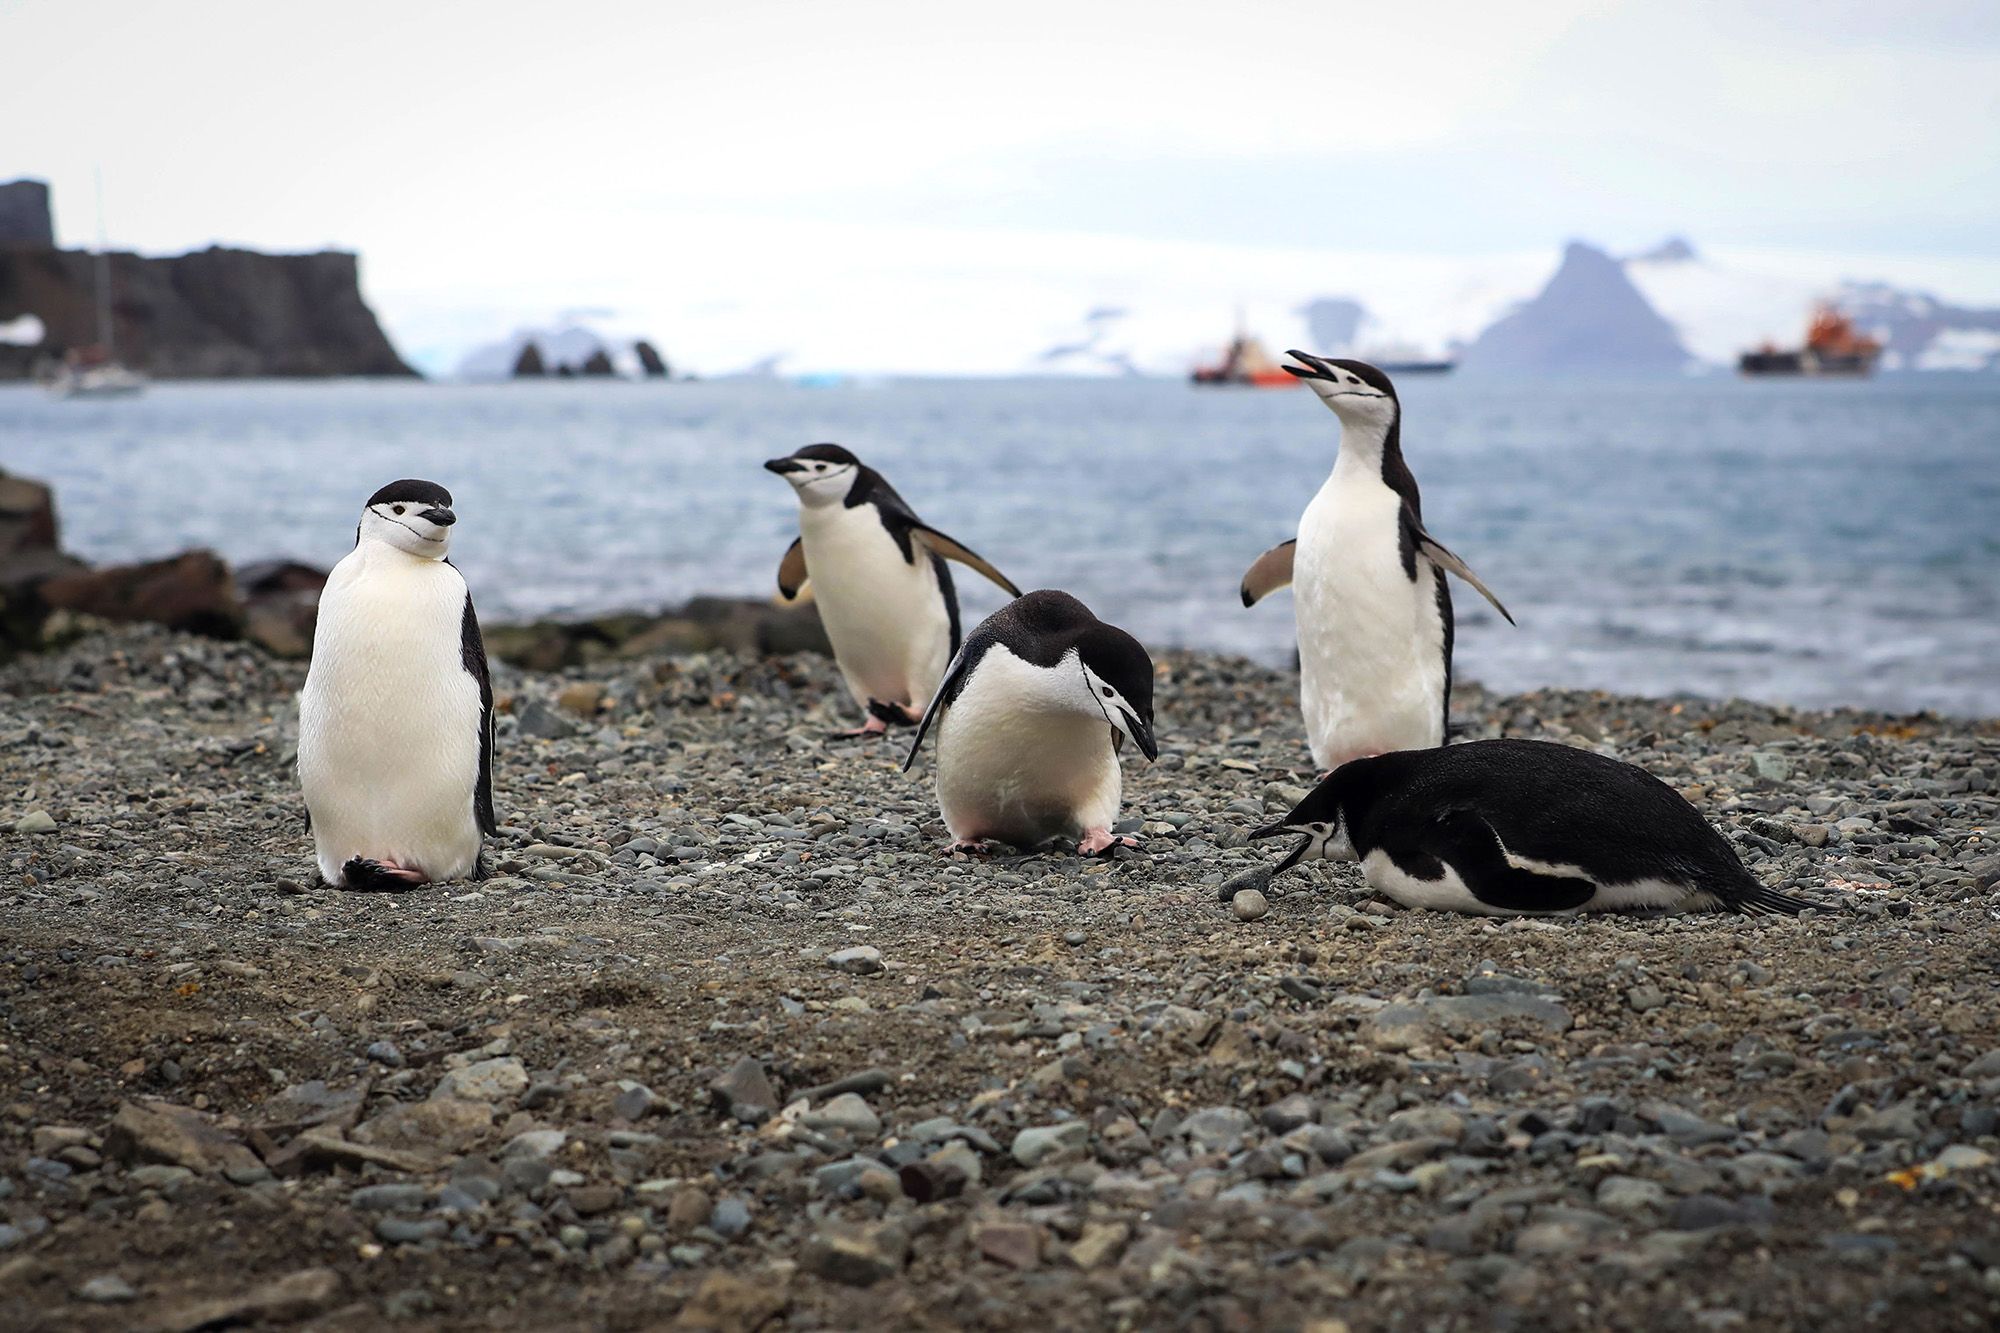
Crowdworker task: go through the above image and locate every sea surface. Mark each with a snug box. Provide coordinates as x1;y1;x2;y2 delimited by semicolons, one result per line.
3;376;1996;716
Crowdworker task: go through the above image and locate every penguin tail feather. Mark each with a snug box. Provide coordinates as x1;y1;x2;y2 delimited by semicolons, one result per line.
1728;881;1812;917
339;858;428;893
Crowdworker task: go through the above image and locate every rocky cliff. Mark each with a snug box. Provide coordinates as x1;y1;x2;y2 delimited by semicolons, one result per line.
1458;241;1691;376
0;178;414;379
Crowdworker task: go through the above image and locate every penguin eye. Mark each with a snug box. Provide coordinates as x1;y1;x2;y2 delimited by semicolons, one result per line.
1101;686;1114;698
392;505;406;515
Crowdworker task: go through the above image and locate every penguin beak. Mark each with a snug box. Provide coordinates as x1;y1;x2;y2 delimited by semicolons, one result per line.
1282;350;1336;381
764;458;805;475
1250;823;1314;873
1122;710;1158;762
418;507;456;526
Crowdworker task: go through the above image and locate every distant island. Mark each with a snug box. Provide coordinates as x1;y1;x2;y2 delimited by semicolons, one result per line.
0;179;413;381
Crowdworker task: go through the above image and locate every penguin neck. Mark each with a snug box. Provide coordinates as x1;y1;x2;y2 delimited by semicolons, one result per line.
1327;409;1421;515
356;535;448;568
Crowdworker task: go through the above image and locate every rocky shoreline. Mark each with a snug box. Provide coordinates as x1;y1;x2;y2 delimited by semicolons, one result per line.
2;626;1997;1330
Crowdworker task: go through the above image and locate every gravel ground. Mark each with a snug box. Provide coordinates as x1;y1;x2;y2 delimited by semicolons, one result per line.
3;626;1999;1332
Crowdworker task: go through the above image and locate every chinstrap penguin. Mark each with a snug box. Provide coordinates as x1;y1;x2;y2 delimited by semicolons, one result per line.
1252;738;1809;916
298;479;495;890
1241;353;1512;773
904;590;1158;856
766;444;1021;738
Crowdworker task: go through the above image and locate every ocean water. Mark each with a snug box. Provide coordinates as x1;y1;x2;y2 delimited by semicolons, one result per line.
2;376;1996;716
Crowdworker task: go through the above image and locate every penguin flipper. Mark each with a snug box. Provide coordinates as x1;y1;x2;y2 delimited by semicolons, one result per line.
910;524;1021;597
1240;540;1296;608
460;592;498;836
1411;523;1514;626
777;537;810;601
902;645;971;772
1391;808;1594;913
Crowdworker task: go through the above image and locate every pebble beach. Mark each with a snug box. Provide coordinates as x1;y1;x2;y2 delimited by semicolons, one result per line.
4;626;1999;1330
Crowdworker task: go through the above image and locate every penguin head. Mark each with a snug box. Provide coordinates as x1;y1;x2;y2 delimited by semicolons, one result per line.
1006;591;1158;761
358;479;457;558
1075;624;1158;761
1283;352;1398;431
764;443;860;509
1250;773;1359;872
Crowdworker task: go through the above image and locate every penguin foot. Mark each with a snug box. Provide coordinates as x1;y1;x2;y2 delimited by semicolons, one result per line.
947;839;994;857
831;715;891;740
339;857;429;892
866;698;921;726
1077;828;1141;856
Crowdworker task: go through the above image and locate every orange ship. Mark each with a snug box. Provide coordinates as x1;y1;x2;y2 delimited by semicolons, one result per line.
1192;330;1299;387
1740;305;1881;376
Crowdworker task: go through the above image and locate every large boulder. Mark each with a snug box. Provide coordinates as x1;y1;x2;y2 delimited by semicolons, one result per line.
0;468;87;656
41;549;244;638
237;559;327;658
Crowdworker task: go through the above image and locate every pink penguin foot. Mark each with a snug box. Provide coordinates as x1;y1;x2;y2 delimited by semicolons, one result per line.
831;715;891;740
338;857;430;892
947;839;993;857
1077;828;1141;856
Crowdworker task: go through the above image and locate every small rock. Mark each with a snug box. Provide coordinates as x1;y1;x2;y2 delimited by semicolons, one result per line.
826;946;884;976
709;1196;752;1239
1231;889;1269;922
515;698;578;740
1067;1221;1130;1270
556;681;606;717
432;1057;528;1104
1627;985;1668;1013
972;1219;1043;1270
710;1057;779;1125
803;1093;881;1140
13;810;57;835
1011;1121;1088;1167
803;1221;908;1287
1217;862;1274;904
77;1274;138;1304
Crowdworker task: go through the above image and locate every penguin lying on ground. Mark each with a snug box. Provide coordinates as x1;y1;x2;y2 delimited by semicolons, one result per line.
297;479;495;890
1241;353;1512;774
904;590;1157;856
766;444;1020;738
1252;738;1809;916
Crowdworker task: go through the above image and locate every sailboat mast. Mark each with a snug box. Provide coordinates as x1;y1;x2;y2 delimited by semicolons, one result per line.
93;168;113;352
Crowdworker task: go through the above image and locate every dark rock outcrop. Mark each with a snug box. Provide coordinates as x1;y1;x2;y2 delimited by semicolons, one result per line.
0;179;55;249
1;469;87;657
0;182;415;380
512;342;546;377
580;349;615;376
1459;241;1690;377
634;340;669;378
41;550;244;639
237;561;328;658
483;597;830;672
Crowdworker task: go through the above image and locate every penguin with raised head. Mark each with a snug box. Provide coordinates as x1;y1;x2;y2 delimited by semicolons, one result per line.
298;479;495;890
766;444;1020;737
1241;353;1512;773
904;590;1157;856
1251;738;1809;916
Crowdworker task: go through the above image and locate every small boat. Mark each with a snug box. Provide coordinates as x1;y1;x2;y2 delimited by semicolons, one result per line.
1191;329;1298;388
48;172;145;399
1739;306;1880;377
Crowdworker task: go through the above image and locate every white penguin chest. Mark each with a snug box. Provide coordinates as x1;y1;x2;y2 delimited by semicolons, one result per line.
800;503;950;702
1292;471;1447;762
933;649;1121;843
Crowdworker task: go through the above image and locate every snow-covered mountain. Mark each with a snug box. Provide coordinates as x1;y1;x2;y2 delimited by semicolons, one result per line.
1458;241;1689;376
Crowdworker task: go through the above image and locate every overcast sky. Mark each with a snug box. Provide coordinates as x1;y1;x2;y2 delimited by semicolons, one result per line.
9;0;1999;371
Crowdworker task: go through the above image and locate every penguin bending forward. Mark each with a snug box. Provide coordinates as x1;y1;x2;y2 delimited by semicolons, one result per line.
905;590;1158;856
766;444;1021;737
1241;353;1512;773
298;479;495;889
1252;739;1809;916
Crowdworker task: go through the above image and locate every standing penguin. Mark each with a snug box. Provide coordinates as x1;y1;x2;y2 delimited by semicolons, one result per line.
1241;353;1512;773
766;444;1021;737
904;590;1157;856
298;479;494;889
1251;739;1809;916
